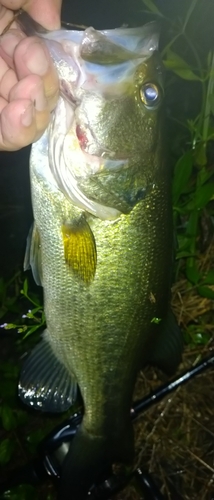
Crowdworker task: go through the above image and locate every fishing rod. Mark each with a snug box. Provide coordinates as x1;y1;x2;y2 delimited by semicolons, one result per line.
0;354;213;500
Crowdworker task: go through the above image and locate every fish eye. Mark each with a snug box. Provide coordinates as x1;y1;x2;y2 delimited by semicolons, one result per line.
140;83;161;109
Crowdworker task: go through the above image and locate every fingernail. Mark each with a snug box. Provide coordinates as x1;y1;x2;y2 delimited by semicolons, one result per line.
0;32;23;58
34;85;47;111
21;103;34;127
25;42;49;76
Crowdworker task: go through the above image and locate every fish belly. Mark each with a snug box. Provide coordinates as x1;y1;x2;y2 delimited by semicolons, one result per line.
30;134;172;436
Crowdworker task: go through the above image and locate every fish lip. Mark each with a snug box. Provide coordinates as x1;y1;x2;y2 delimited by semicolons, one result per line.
75;121;129;164
75;121;111;157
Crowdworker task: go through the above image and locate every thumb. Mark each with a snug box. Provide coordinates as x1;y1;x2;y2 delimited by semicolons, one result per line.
24;0;62;30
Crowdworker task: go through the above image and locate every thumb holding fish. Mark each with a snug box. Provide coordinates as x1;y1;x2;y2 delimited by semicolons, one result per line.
0;0;62;151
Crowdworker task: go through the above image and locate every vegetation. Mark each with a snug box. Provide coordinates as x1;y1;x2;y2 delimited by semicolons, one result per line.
0;0;214;498
142;0;214;348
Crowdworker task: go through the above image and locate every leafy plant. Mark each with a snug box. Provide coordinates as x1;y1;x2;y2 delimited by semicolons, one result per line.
0;274;47;497
142;0;214;303
0;272;23;320
0;277;45;339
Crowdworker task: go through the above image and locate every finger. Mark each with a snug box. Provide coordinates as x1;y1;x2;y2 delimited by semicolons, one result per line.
14;36;59;111
0;88;52;151
25;0;62;30
0;69;52;151
0;30;25;68
0;62;18;101
0;32;59;112
0;6;17;35
0;99;38;150
9;74;50;132
1;0;62;30
1;0;26;8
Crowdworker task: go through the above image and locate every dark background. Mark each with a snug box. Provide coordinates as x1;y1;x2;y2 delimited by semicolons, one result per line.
0;0;213;277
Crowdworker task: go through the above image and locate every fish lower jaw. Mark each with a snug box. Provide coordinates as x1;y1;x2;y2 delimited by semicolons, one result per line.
64;129;129;177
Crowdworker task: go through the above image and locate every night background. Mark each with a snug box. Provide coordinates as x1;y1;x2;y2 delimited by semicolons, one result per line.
0;1;214;499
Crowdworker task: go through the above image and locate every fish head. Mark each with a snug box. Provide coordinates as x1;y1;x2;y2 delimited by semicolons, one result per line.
43;24;165;218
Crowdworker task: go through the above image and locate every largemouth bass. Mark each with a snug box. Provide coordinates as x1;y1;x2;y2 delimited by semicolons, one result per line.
17;13;183;500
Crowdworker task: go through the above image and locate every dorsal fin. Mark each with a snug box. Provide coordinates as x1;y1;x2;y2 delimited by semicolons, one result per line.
80;27;139;64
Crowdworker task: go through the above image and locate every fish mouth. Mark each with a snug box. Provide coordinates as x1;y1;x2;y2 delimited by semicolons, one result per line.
75;122;129;168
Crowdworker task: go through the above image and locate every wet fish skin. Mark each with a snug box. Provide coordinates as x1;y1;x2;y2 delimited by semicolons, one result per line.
17;14;183;500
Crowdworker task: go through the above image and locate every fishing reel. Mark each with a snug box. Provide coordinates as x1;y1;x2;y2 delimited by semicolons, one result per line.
35;410;165;500
0;407;164;500
34;413;164;500
0;355;213;500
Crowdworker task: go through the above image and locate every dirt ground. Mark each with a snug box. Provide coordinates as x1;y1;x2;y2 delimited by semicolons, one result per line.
115;241;214;500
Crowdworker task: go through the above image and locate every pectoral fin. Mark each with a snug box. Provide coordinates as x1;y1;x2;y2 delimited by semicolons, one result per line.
24;223;42;286
150;310;183;375
18;330;78;413
62;216;97;284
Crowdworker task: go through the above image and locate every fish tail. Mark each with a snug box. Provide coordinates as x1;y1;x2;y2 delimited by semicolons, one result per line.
58;423;134;500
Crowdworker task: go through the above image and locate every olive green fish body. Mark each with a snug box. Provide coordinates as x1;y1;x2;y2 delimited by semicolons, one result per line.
31;160;172;431
18;18;182;499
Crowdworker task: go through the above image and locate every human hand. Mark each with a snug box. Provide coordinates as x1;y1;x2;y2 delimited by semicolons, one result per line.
0;0;62;151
